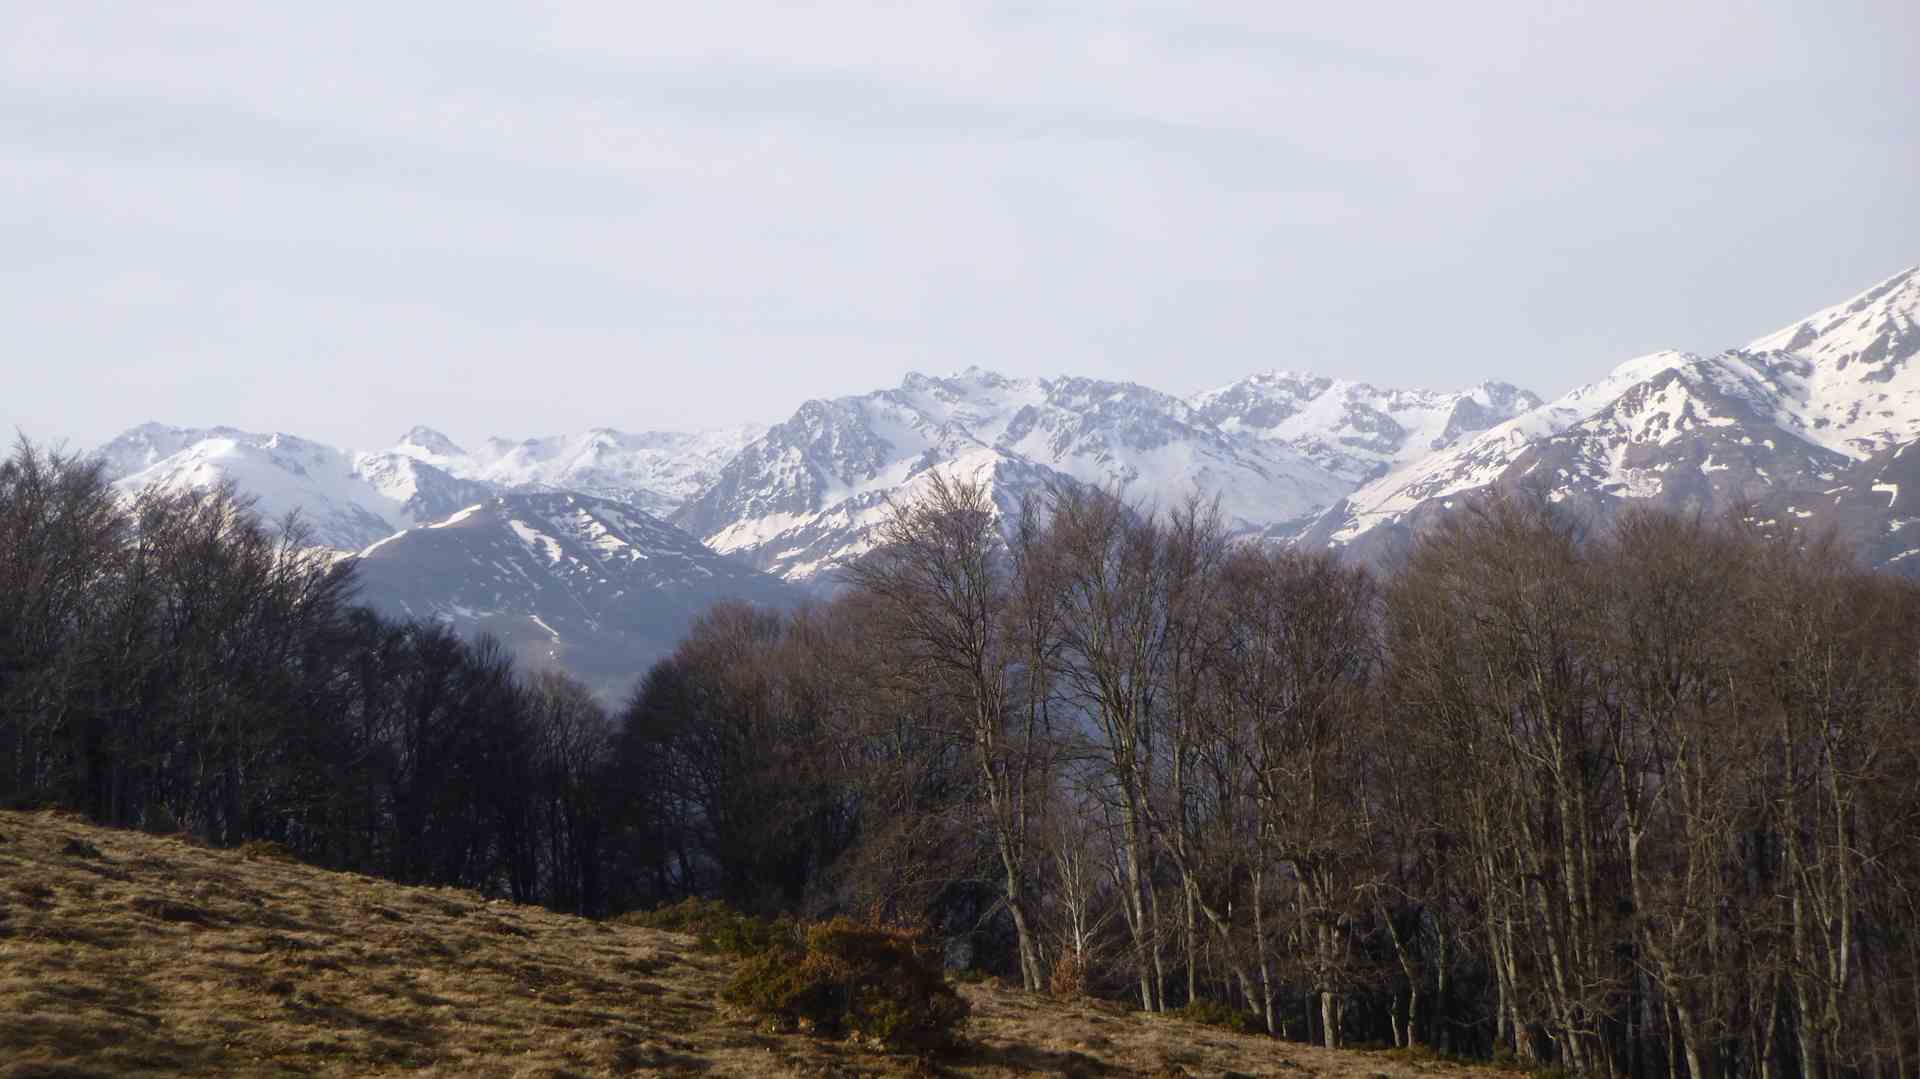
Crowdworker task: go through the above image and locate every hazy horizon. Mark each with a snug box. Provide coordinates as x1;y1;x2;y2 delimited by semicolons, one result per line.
7;2;1917;451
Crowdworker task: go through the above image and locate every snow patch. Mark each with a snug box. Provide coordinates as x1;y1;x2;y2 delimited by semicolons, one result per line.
508;519;564;563
430;504;486;528
359;530;409;557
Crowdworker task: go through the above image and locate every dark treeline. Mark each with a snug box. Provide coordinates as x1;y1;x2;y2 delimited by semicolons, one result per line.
0;439;617;911
5;437;1919;1077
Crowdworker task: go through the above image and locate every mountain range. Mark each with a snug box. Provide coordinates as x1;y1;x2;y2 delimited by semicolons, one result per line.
1300;265;1920;562
668;368;1541;579
351;491;797;698
94;264;1920;690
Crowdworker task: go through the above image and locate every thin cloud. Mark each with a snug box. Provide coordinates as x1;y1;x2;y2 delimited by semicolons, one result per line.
2;1;1915;450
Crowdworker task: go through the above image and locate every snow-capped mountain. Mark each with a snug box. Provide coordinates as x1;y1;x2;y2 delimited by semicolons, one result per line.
392;424;765;518
350;492;801;698
98;422;803;694
671;368;1535;584
671;368;1365;582
1189;373;1541;485
1762;439;1920;574
98;424;492;551
1743;266;1920;456
93;260;1920;690
96;421;765;552
1299;266;1920;569
349;448;499;528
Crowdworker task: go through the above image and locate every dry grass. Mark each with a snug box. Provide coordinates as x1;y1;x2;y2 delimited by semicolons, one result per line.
0;811;1504;1078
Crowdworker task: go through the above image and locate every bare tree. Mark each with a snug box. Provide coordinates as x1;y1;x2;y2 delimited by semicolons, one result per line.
843;471;1057;988
1386;494;1620;1069
1045;485;1171;1011
1213;544;1378;1045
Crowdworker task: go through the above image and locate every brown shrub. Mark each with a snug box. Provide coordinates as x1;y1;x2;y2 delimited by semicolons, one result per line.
722;917;969;1051
617;897;794;957
128;896;215;926
1048;952;1087;999
1172;998;1258;1034
236;839;297;863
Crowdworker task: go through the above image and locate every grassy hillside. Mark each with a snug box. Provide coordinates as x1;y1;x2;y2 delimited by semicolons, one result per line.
0;810;1498;1078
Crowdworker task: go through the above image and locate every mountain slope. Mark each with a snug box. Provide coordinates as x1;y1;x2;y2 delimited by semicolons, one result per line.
1745;265;1920;455
92;263;1920;679
97;423;797;692
1;809;1507;1079
672;367;1530;584
98;421;764;554
349;450;500;529
1763;438;1920;573
348;492;801;696
393;424;765;518
1189;372;1541;485
98;425;489;552
1299;266;1920;569
95;368;1540;592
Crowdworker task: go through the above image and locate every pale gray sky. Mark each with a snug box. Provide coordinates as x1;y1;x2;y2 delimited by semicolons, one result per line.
5;1;1917;451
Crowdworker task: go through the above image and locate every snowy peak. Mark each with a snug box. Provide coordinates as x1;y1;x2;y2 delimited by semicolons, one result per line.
1295;348;1807;550
1433;383;1544;449
1724;268;1920;459
1295;350;1859;555
1554;350;1841;452
104;427;413;551
372;491;756;584
416;425;767;517
1189;371;1541;483
351;450;495;527
1749;266;1920;374
1516;358;1850;504
672;382;1016;576
1296;265;1920;564
101;417;771;551
94;422;229;479
394;425;468;462
1581;364;1748;446
675;367;1364;582
350;492;799;697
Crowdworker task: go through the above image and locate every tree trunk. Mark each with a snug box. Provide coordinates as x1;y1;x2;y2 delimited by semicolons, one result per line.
1674;999;1714;1079
991;813;1042;992
1122;795;1157;1012
1184;883;1199;1006
1380;897;1422;1048
1254;865;1277;1035
1148;875;1168;1011
1005;886;1043;992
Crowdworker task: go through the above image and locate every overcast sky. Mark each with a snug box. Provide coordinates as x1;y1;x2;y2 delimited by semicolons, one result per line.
5;1;1917;451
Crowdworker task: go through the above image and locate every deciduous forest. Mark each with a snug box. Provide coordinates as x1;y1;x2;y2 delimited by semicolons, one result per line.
4;437;1917;1078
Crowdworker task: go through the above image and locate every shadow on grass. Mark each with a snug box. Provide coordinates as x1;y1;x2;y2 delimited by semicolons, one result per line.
0;972;226;1078
948;1040;1119;1077
612;1042;716;1073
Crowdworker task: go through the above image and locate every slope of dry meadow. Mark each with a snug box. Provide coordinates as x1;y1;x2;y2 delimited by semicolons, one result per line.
0;810;1500;1078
